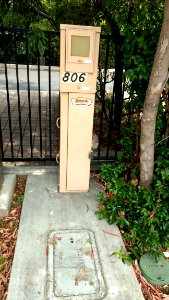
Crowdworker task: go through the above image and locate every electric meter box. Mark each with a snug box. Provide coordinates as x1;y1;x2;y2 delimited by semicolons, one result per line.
59;24;101;192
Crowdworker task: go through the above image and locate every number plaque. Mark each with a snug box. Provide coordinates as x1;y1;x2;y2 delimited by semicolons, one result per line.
61;72;87;83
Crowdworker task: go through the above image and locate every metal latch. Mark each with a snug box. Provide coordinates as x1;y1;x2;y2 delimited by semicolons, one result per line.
56;153;60;164
56;118;60;129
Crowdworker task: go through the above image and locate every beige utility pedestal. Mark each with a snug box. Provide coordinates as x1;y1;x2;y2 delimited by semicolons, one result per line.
59;24;101;192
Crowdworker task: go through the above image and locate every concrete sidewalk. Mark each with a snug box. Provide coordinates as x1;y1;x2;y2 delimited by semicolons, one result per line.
7;168;144;300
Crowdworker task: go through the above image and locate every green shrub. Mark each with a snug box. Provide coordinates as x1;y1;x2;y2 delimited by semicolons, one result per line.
96;156;169;261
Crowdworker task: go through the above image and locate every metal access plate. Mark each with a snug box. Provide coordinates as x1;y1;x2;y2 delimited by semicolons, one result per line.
46;229;106;299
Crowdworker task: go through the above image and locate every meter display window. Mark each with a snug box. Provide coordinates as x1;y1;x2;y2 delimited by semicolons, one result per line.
71;35;90;57
66;29;94;65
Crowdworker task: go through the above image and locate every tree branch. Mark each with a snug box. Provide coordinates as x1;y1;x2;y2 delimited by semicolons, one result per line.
155;136;169;146
29;4;58;30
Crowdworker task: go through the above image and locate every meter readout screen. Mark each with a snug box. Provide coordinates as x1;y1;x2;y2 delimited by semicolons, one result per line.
71;35;90;57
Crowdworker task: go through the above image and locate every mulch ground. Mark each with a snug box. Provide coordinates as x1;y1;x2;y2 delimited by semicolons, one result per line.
0;174;169;300
0;175;27;300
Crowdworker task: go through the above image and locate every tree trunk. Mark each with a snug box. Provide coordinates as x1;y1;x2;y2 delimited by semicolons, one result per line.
164;83;169;145
140;0;169;188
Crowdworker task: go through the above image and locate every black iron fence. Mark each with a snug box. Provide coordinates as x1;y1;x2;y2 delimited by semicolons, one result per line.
0;28;60;162
0;27;125;163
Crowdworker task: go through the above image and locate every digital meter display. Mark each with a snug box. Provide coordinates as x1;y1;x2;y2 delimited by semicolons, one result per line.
71;35;90;57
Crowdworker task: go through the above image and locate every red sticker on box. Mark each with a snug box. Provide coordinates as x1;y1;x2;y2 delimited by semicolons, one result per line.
71;97;92;106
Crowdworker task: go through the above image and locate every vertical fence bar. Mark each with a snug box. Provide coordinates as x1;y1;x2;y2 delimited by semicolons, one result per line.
37;56;43;157
26;31;33;158
106;83;115;158
14;31;23;158
97;36;110;158
3;30;14;159
48;32;52;158
4;63;14;158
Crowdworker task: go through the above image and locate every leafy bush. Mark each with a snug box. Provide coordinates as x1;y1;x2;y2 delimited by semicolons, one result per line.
17;195;24;204
96;153;169;260
118;118;139;161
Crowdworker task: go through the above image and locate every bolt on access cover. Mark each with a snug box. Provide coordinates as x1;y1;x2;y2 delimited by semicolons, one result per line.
46;229;106;299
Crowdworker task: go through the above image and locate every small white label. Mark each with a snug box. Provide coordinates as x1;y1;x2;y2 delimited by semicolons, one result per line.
71;97;92;106
81;86;90;91
83;59;92;64
61;72;87;83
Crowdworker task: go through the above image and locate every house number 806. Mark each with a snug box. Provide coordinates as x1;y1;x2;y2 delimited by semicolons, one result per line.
62;72;87;83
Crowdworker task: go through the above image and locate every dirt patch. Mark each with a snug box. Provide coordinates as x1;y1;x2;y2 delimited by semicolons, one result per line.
0;175;27;300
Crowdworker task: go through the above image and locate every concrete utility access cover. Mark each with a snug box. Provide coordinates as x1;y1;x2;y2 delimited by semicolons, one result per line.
46;229;106;299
